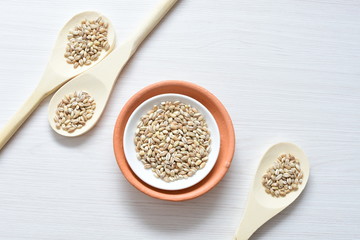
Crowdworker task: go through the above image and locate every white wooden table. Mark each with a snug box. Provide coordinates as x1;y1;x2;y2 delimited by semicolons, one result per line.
0;0;359;239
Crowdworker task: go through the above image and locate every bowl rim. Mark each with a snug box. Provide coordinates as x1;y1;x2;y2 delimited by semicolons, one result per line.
123;93;221;190
113;80;235;201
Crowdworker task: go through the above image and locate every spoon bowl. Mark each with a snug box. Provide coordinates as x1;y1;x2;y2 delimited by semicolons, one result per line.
254;142;310;209
234;142;310;240
47;11;116;80
48;73;108;137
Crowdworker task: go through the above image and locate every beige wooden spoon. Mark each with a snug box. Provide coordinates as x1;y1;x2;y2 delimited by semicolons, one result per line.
0;11;116;150
234;142;310;240
48;0;178;137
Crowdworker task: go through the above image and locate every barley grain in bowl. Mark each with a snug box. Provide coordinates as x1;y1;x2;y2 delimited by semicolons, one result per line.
135;101;211;182
123;94;220;191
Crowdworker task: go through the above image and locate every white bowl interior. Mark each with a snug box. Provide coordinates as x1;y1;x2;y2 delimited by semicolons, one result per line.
123;93;220;191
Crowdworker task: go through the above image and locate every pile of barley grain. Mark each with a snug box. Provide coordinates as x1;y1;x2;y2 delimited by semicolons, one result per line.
54;91;96;133
65;17;109;68
262;154;303;197
134;101;211;182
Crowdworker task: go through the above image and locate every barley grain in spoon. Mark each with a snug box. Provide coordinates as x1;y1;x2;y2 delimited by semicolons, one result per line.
234;142;310;240
0;11;115;150
48;0;178;137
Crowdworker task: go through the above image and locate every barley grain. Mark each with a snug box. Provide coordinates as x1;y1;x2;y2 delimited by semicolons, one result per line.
262;153;303;197
134;101;211;182
65;17;109;68
54;91;96;133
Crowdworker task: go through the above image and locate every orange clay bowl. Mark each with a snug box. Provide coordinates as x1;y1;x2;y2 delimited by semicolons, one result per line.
113;80;235;201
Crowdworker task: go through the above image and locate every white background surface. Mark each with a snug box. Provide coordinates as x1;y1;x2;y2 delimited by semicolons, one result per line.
0;0;359;239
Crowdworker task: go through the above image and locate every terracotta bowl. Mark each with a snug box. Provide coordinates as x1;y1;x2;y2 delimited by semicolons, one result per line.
113;80;235;201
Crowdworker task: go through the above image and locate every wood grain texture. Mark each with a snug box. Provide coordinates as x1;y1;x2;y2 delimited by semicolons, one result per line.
0;0;359;239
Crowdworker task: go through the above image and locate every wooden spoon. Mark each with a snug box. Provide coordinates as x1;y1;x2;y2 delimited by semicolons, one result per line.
48;0;178;137
234;142;310;240
0;11;116;150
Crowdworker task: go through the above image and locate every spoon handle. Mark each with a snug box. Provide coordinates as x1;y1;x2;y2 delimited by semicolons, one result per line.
129;0;178;56
89;0;178;83
234;193;278;240
0;86;47;150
